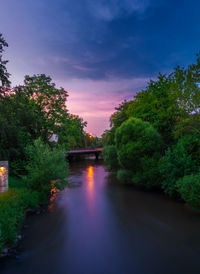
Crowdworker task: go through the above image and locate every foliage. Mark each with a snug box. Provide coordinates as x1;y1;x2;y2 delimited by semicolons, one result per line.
0;138;69;252
132;155;162;188
0;189;39;251
23;138;68;194
0;33;10;88
102;145;119;170
0;90;42;165
110;100;131;129
9;177;27;189
115;118;162;187
177;172;200;210
58;114;86;149
173;115;200;139
105;54;200;147
101;128;115;146
0;74;86;172
159;142;197;197
173;115;200;165
117;169;132;183
126;74;180;146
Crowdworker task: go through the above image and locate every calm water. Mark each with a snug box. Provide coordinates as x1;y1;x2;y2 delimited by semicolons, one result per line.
1;159;200;274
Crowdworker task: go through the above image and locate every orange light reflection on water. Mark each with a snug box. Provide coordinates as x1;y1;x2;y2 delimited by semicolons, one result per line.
48;180;59;213
87;166;94;208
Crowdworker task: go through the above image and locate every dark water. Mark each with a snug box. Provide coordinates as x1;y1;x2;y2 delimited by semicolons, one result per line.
1;160;200;274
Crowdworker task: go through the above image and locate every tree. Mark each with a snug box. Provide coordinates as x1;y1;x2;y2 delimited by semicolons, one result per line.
126;55;200;146
159;142;197;197
23;74;69;133
126;74;180;146
177;172;200;210
0;89;43;173
0;33;10;88
115;118;162;188
110;100;131;129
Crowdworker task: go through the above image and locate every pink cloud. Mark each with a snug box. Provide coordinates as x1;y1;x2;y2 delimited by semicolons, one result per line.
58;77;149;136
73;65;97;72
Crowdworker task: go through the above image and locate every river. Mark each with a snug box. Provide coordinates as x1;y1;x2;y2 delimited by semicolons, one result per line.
1;159;200;274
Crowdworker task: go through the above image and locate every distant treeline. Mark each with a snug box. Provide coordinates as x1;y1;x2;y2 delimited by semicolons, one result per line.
102;54;200;210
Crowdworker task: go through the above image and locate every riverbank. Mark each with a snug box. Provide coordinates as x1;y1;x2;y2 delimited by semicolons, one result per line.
0;178;47;256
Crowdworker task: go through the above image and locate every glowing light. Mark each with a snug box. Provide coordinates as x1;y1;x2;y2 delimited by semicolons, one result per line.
89;133;93;139
0;167;6;173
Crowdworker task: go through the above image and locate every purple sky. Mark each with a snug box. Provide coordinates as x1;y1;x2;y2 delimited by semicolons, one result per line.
1;0;200;136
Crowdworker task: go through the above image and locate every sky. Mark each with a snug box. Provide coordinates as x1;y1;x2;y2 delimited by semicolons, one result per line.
1;0;200;136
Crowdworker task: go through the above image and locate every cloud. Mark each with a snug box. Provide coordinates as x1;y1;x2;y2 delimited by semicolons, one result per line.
73;65;97;72
2;0;200;135
57;76;149;136
86;0;150;21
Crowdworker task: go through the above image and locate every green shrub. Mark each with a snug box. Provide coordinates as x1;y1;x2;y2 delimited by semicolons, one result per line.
23;138;68;194
178;134;200;165
9;176;27;189
115;118;162;187
102;145;119;169
176;173;200;210
0;189;39;250
133;155;162;188
117;169;132;183
159;142;197;197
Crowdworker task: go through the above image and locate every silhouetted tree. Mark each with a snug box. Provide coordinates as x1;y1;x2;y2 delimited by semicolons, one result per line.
0;33;10;88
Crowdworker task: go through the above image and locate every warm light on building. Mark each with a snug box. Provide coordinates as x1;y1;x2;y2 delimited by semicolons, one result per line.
0;167;6;173
0;161;8;193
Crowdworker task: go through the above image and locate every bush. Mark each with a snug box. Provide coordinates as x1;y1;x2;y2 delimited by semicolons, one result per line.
176;173;200;210
23;138;68;194
0;139;69;253
115;118;162;187
178;134;200;165
133;155;162;188
0;189;39;250
117;169;132;183
102;145;119;169
9;176;27;189
159;142;197;197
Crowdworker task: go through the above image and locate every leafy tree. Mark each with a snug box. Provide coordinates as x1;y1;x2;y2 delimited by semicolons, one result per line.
125;54;200;146
58;114;86;149
0;74;87;174
101;128;115;146
23;74;69;134
177;172;200;210
110;100;131;129
102;145;119;169
0;90;41;164
102;101;131;146
115;117;162;188
23;138;68;194
126;74;180;145
159;142;197;197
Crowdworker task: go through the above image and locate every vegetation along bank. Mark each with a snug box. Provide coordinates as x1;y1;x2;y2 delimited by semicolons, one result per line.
102;54;200;210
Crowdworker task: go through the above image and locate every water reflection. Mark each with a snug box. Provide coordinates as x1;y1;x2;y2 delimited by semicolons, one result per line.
86;166;94;209
48;180;59;213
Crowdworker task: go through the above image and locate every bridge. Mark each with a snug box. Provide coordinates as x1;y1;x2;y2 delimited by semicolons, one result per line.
67;148;103;160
